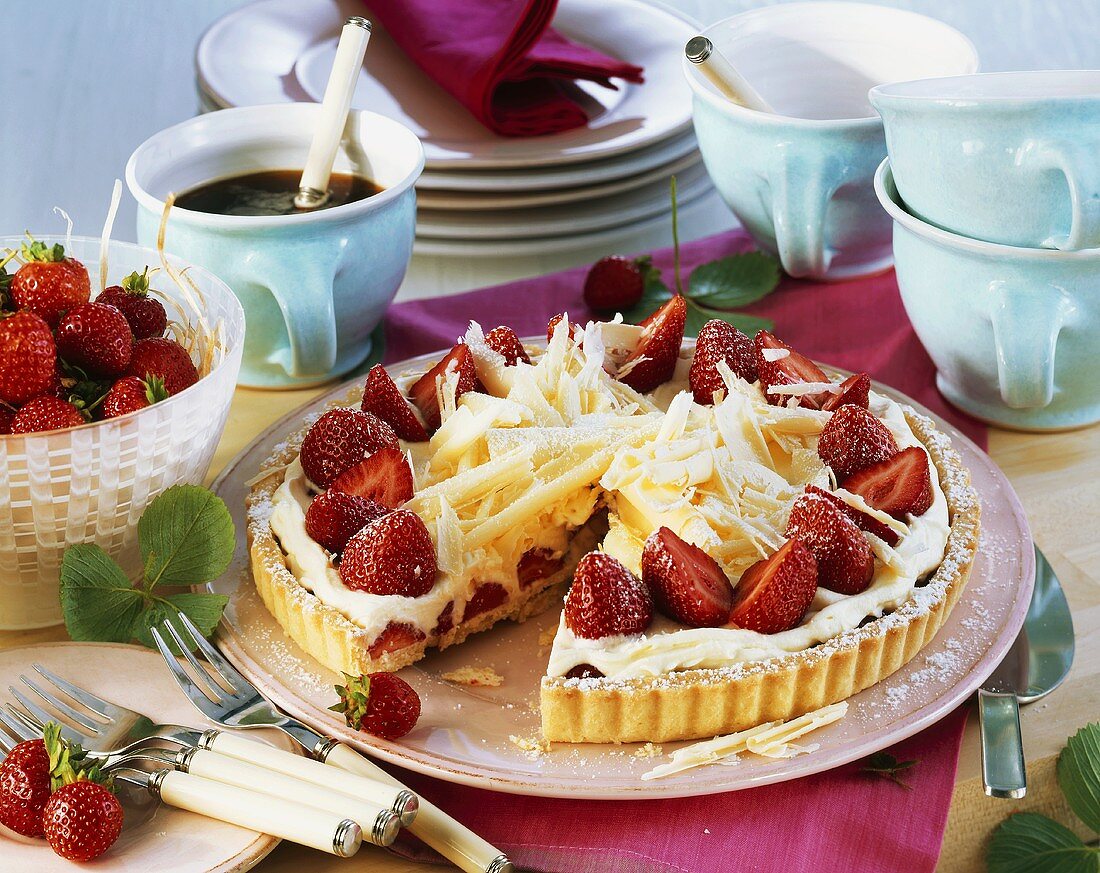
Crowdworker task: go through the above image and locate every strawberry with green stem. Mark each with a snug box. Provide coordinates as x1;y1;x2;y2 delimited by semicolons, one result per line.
331;672;421;740
7;238;91;327
98;267;168;341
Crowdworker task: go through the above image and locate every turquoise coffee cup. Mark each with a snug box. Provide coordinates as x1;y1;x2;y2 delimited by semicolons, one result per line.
126;104;424;388
871;71;1100;251
684;2;977;280
876;160;1100;431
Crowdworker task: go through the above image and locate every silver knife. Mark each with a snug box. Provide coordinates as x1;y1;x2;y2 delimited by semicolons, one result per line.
978;546;1075;798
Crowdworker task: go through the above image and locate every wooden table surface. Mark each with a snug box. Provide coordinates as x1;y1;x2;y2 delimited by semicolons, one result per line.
2;384;1096;873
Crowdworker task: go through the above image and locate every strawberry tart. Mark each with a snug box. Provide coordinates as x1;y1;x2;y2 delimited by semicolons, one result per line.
247;299;980;743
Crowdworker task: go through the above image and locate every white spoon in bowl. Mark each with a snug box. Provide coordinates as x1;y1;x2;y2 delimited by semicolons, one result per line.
685;35;774;114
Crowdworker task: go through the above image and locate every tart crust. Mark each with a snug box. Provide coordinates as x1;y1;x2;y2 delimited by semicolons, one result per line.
246;407;597;677
539;409;981;743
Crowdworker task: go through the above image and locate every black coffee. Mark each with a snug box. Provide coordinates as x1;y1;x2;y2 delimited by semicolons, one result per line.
175;169;382;216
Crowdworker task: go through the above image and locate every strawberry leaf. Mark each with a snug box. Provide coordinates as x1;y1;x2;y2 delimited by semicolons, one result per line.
60;544;145;642
621;270;673;325
1058;723;1100;833
130;593;229;651
684;297;774;338
986;813;1099;873
688;252;781;309
139;485;235;588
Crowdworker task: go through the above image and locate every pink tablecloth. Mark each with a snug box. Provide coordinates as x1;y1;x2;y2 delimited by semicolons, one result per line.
380;229;984;873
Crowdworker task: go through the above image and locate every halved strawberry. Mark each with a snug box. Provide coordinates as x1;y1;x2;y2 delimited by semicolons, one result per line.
484;326;530;366
329;447;414;508
367;622;427;659
546;312;585;345
754;331;830;408
821;373;870;412
304;490;389;553
785;492;875;594
729;539;818;634
465;582;507;619
844;446;934;520
361;365;429;443
564;664;605;680
432;602;455;636
817;404;899;482
517;548;564;588
564;551;653;639
300;407;399;487
340;509;438;596
805;484;899;547
617;295;686;392
689;319;757;404
408;343;482;432
641;527;733;627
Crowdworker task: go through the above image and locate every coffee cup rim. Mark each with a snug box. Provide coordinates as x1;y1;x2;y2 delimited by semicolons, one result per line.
125;104;425;229
874;158;1100;259
683;1;979;128
870;69;1100;107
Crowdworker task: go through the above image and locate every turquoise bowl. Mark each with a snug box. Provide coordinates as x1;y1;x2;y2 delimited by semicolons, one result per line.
876;160;1100;431
683;2;978;280
871;71;1100;251
127;104;424;389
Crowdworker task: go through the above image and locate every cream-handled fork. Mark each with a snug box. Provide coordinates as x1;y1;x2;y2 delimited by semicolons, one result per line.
2;671;401;848
0;707;364;857
153;613;515;873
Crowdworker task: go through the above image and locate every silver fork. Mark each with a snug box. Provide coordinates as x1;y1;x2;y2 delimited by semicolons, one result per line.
153;613;515;873
0;705;364;857
3;669;401;847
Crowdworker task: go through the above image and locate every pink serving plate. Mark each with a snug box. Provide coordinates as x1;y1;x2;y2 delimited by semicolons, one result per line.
206;346;1033;799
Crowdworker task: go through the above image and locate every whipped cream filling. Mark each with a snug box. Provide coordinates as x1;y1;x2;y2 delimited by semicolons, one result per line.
545;392;950;681
268;457;582;644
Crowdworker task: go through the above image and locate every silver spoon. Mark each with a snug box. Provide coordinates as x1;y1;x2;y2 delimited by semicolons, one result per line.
979;545;1075;798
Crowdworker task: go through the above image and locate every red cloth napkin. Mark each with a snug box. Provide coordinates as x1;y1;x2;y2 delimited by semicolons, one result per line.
366;0;644;136
381;228;984;872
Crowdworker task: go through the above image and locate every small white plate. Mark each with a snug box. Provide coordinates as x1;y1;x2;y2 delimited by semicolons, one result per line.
0;643;292;871
197;0;697;169
207;353;1032;799
418;151;702;211
415;161;711;239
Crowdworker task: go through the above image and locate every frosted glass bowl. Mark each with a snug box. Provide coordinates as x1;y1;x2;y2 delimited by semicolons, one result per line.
0;236;245;629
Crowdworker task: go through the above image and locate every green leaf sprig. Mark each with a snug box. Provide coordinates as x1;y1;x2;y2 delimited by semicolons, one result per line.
621;176;782;336
60;485;233;650
987;722;1100;873
860;752;918;789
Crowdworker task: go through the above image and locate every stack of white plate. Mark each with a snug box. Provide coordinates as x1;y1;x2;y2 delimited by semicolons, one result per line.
195;0;726;274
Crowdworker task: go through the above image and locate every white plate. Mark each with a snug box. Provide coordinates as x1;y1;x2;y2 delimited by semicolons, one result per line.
415;161;710;239
207;352;1032;799
196;0;697;169
417;151;702;211
0;643;292;871
412;186;721;257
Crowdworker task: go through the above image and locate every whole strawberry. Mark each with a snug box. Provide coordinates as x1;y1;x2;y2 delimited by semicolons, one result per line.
689;319;758;405
564;551;653;639
300;407;399;488
97;268;168;340
339;509;437;596
360;365;429;443
101;375;169;419
10;396;85;434
0;737;50;836
483;325;531;366
331;672;421;740
0;310;56;406
43;781;123;861
40;722;123;861
126;337;199;396
817;404;899;482
583;255;651;312
9;239;91;327
56;301;134;377
305;490;389;553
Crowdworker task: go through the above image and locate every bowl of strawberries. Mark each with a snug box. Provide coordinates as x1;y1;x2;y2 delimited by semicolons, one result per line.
0;234;245;629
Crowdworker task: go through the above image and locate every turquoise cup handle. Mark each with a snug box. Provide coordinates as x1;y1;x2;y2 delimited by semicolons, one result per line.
1022;139;1100;251
988;281;1073;409
770;149;837;278
242;247;339;380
